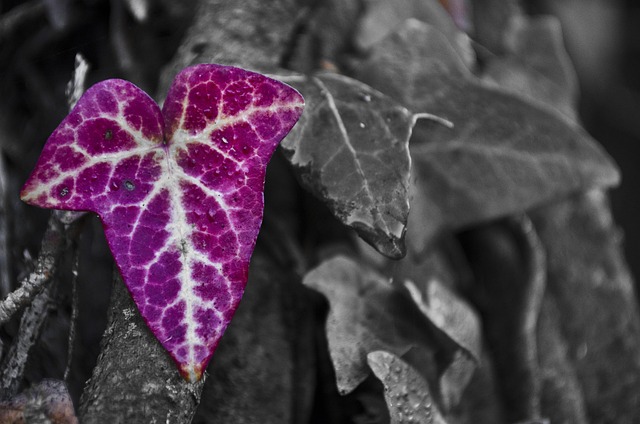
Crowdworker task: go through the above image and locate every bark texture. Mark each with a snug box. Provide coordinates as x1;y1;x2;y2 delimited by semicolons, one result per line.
0;217;64;325
159;0;305;93
0;283;54;396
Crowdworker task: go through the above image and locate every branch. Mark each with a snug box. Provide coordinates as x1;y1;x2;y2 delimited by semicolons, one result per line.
65;53;90;111
507;214;546;418
0;281;54;396
0;216;64;325
158;0;304;92
0;217;83;393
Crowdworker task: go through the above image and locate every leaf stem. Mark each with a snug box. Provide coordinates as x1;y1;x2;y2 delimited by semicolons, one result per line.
413;112;454;129
506;214;546;419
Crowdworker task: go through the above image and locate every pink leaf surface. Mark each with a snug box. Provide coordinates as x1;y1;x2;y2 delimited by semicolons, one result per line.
20;64;304;381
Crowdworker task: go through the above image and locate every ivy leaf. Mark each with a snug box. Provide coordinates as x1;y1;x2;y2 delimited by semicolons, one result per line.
404;279;480;409
368;350;448;424
436;0;473;32
404;279;480;361
281;74;415;259
355;20;619;242
355;0;475;68
302;255;434;394
482;15;578;119
20;64;304;381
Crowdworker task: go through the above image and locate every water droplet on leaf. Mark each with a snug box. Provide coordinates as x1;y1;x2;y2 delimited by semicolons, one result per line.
104;129;113;140
110;181;120;191
59;186;69;197
124;180;135;191
359;93;372;102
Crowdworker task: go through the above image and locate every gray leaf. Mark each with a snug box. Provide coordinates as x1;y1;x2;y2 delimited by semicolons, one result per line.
281;74;415;258
368;350;448;424
355;20;619;244
303;256;433;393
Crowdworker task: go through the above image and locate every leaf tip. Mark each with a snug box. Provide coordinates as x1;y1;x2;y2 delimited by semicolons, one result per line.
18;187;29;203
19;182;42;207
606;160;622;188
353;222;407;259
179;362;205;383
382;235;406;259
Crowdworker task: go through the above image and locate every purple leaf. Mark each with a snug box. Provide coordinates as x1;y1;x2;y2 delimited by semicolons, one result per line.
20;64;304;381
